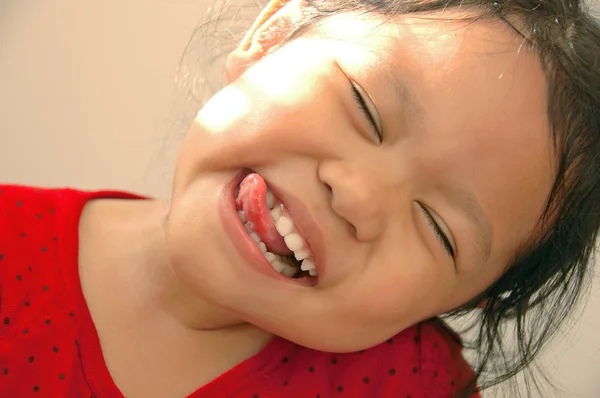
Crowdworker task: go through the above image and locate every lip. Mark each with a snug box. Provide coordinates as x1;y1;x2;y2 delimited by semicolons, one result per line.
220;170;320;286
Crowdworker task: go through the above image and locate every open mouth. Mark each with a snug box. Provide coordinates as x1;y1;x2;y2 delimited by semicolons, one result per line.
234;172;317;280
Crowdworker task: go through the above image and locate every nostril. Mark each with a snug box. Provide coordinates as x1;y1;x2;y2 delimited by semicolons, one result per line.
347;222;357;237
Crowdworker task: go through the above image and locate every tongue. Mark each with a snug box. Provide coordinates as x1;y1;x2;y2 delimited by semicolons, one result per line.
236;173;291;256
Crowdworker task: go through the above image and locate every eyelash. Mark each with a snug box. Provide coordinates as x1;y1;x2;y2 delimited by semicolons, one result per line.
420;205;455;259
350;83;383;143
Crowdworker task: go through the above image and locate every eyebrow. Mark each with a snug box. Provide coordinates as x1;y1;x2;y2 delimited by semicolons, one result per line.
443;185;493;265
378;61;423;121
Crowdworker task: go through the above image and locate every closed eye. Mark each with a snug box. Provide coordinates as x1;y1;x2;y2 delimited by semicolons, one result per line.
350;82;383;144
418;203;455;260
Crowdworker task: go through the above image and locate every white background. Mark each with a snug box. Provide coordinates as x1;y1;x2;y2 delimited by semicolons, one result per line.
1;1;599;396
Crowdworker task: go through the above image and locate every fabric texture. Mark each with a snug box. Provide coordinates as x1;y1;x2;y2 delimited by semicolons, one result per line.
0;185;478;398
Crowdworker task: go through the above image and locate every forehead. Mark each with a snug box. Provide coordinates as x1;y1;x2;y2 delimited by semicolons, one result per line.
311;12;554;265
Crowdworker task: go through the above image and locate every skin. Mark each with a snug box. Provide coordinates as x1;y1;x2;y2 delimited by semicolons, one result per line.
78;3;554;397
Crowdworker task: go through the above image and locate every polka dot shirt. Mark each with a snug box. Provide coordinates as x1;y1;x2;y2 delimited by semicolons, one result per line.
0;185;479;397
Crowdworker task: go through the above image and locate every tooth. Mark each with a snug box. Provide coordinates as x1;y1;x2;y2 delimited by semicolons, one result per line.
237;211;246;223
309;269;317;276
281;264;296;277
270;206;282;220
275;216;293;236
234;186;240;198
294;249;310;261
249;232;261;243
258;242;267;253
244;223;253;233
266;190;275;209
284;233;304;252
264;252;276;262
271;261;285;273
300;259;315;271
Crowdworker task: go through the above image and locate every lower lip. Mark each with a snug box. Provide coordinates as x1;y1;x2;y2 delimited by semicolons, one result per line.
219;170;315;286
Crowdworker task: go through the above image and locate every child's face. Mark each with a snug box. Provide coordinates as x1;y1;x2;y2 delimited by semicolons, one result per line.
167;12;554;352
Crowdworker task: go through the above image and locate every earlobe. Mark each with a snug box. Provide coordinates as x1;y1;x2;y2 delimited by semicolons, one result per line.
225;0;305;83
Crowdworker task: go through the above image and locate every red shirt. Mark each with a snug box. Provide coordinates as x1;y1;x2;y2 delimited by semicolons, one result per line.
0;185;479;398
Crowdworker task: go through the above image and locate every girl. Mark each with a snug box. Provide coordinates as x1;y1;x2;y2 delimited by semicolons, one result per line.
1;0;599;397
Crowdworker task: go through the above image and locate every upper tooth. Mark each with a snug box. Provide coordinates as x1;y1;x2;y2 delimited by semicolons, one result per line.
270;206;282;220
275;216;293;236
294;249;310;261
301;259;315;271
266;190;275;209
284;233;304;252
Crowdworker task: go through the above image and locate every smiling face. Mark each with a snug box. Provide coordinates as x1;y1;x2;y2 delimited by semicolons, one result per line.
166;9;555;352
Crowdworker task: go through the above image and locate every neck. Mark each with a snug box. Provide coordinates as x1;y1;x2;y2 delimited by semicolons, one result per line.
79;197;262;332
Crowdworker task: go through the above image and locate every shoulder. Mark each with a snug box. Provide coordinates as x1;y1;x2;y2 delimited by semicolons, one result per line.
263;320;478;397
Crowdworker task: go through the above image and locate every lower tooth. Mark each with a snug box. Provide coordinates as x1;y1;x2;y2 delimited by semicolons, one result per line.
249;232;261;243
237;211;246;223
271;261;285;273
259;242;267;253
281;264;296;277
309;269;317;276
264;252;276;262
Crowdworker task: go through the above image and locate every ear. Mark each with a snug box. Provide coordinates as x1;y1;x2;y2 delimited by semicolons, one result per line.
225;0;305;83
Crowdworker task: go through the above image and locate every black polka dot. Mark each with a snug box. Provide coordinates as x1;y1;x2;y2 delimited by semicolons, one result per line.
33;385;39;392
433;371;438;378
413;335;421;343
50;208;55;214
308;366;314;373
36;214;42;219
281;357;288;363
43;285;49;291
53;236;58;242
24;301;30;307
450;380;455;386
389;368;396;375
331;357;337;364
59;374;65;380
16;275;22;281
69;312;75;318
28;356;34;363
20;232;26;238
407;396;412;398
337;386;343;392
386;338;393;344
412;367;418;373
16;201;22;207
41;246;47;253
317;395;321;398
0;254;4;261
53;347;59;353
28;266;32;272
3;317;9;325
74;340;79;346
434;343;439;348
45;319;51;325
363;377;370;384
3;368;8;375
22;329;28;335
282;380;288;386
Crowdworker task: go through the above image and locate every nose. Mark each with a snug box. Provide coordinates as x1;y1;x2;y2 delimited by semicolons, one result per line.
318;160;385;242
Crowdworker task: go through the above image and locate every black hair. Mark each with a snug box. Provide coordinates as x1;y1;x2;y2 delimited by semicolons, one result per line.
177;0;600;396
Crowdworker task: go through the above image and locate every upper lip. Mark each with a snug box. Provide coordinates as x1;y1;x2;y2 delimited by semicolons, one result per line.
264;177;326;279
